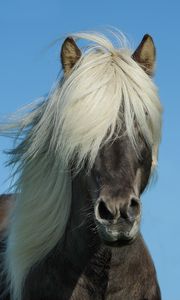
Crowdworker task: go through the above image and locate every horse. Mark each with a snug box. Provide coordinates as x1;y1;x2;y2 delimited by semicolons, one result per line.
0;31;162;300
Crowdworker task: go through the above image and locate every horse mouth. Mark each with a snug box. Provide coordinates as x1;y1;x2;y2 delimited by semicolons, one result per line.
97;223;138;244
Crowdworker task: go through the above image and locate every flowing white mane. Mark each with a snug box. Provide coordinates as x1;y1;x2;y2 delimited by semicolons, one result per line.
0;31;162;300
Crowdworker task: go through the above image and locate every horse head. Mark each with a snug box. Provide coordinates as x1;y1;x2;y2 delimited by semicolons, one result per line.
61;33;160;244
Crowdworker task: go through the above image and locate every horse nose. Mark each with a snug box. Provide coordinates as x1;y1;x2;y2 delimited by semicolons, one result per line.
127;197;140;220
96;197;140;222
97;200;114;221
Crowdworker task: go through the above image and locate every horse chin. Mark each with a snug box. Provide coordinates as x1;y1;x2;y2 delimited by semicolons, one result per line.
97;224;139;245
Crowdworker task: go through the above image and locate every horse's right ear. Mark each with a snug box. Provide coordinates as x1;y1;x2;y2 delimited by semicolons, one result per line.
61;37;81;75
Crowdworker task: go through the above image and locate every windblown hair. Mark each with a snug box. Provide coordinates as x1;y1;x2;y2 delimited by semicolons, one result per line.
0;31;162;300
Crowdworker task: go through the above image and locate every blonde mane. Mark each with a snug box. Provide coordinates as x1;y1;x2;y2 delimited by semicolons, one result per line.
0;31;162;300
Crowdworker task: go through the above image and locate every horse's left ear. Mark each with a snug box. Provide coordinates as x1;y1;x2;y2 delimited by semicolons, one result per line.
132;34;156;76
61;37;81;75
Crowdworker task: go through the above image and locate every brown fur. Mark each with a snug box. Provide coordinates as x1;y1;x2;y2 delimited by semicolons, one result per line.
71;236;160;300
0;195;13;235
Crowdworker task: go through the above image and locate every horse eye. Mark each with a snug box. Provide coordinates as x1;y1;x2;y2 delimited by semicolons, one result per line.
94;172;102;184
138;156;144;164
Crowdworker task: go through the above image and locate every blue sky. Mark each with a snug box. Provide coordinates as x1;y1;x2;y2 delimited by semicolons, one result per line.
0;1;179;299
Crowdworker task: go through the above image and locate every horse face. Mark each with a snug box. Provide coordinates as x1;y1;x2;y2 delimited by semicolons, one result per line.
87;135;152;243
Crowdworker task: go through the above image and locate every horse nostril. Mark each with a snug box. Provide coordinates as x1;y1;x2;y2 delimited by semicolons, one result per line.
98;200;114;221
128;197;140;219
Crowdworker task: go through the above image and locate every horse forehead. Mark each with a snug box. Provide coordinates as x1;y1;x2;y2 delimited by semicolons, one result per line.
97;138;136;172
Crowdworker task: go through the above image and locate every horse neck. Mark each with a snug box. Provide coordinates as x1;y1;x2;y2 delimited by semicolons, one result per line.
62;172;101;268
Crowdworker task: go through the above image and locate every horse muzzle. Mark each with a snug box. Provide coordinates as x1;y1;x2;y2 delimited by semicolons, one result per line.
94;196;141;243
